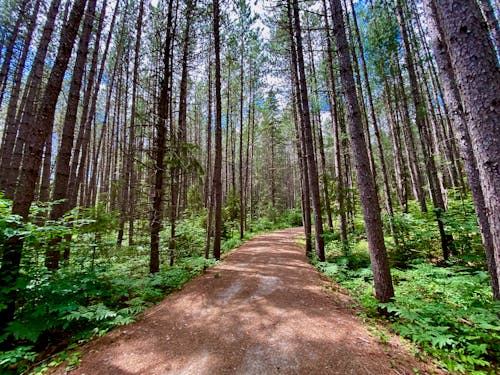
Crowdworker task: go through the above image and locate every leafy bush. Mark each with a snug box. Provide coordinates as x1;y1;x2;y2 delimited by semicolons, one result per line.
442;192;484;266
314;238;499;374
382;263;499;374
0;256;216;374
387;211;439;267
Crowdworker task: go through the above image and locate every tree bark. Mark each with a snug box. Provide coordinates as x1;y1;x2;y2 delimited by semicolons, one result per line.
329;0;394;302
150;0;176;273
322;0;348;245
68;0;115;210
127;0;144;246
239;34;245;239
291;0;325;261
1;0;62;198
432;0;500;295
0;0;87;331
47;0;97;268
170;0;196;265
0;0;29;107
0;0;40;185
212;0;223;260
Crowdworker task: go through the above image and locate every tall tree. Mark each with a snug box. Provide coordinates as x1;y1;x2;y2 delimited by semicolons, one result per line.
0;0;41;189
47;0;98;269
127;0;145;246
395;0;452;260
0;0;63;198
322;0;348;245
212;0;223;260
329;0;394;302
290;0;325;261
150;0;176;273
431;0;500;295
170;0;196;265
0;0;87;331
424;0;498;300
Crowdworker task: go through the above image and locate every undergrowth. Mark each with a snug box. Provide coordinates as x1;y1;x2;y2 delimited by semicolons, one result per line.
313;197;500;374
0;193;302;374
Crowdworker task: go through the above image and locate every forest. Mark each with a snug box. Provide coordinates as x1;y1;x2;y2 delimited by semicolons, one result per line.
0;0;499;373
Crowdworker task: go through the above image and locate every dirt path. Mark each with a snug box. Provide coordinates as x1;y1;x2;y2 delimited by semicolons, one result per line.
53;228;440;375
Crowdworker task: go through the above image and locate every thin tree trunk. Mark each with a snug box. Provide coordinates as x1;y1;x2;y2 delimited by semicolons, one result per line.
126;0;144;246
212;0;223;260
293;89;312;255
170;0;195;265
205;61;214;259
349;0;394;222
38;135;52;203
396;0;452;260
291;0;325;261
1;0;62;198
239;38;245;239
384;77;408;212
305;25;333;231
0;0;87;331
150;0;175;273
322;0;348;244
204;57;213;209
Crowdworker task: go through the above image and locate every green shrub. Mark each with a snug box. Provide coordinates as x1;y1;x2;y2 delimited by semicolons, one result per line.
314;246;499;374
383;263;499;374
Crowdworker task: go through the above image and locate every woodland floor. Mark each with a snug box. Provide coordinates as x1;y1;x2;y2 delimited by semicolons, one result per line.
50;228;443;375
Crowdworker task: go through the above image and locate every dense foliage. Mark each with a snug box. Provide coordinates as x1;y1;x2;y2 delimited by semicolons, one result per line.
313;194;500;374
0;0;499;373
0;192;301;374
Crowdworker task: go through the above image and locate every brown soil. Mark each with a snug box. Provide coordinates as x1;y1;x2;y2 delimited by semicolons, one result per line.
50;228;443;375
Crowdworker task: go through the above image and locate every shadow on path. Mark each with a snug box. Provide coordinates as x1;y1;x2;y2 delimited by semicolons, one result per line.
52;228;440;375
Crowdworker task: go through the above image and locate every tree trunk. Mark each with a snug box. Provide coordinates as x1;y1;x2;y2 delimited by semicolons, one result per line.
1;0;62;198
38;135;52;203
396;0;452;260
150;0;175;273
350;0;394;222
128;0;144;246
68;0;115;210
393;56;427;212
0;0;40;181
291;0;325;261
431;0;500;296
239;38;245;239
305;24;333;231
322;0;348;245
205;61;214;259
212;0;223;260
329;0;394;302
170;0;195;266
204;57;213;209
0;0;87;331
0;0;29;107
47;0;97;268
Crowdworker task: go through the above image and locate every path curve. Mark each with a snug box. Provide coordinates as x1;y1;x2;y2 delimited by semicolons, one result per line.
53;228;438;374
